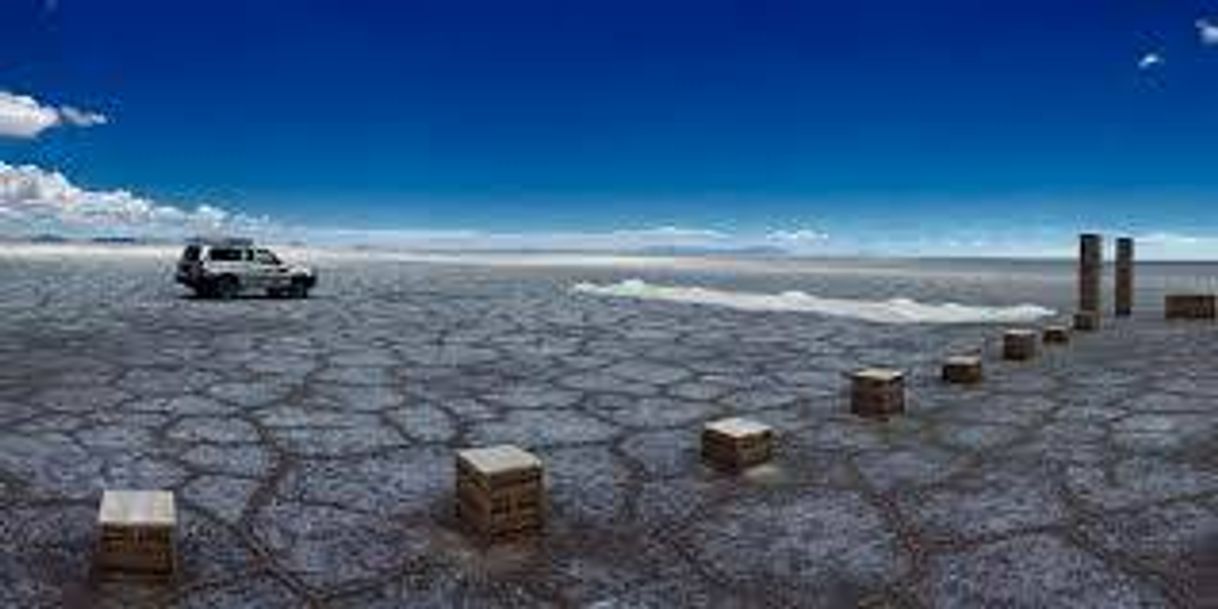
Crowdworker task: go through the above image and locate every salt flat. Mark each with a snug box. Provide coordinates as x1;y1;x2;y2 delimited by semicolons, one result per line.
0;246;1215;608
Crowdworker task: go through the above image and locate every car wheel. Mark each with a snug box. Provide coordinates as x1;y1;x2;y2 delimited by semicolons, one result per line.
289;278;310;299
215;275;240;300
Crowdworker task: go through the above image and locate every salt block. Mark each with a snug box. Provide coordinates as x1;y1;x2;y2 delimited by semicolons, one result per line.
1072;310;1100;331
850;368;905;418
1042;325;1071;345
1078;233;1102;314
1002;329;1038;361
941;355;983;384
456;445;544;539
1115;237;1134;317
95;490;177;578
1165;294;1216;320
702;417;774;470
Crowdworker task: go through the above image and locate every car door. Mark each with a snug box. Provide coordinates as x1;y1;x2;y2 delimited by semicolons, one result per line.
206;247;246;287
252;249;289;290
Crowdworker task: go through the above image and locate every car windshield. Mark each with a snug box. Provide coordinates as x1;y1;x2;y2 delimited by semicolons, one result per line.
181;245;201;261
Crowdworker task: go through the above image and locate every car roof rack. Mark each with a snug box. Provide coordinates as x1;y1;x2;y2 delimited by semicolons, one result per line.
186;236;254;247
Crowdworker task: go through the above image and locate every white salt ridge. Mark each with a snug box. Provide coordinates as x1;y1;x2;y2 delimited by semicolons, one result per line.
572;279;1056;325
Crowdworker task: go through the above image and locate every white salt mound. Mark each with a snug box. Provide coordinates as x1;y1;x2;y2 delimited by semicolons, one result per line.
572;278;1055;325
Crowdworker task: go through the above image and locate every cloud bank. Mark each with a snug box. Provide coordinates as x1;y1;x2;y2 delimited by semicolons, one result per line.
0;162;264;236
5;164;1218;260
288;224;829;253
0;91;108;139
0;164;828;251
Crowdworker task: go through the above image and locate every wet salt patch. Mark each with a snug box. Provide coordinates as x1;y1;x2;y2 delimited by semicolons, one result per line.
572;279;1055;325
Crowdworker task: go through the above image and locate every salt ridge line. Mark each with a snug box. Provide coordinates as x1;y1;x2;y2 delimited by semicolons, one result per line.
571;278;1056;325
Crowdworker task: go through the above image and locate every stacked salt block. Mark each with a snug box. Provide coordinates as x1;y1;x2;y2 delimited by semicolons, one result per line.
941;355;982;384
1075;233;1102;331
95;490;177;578
850;368;905;418
1115;237;1134;317
456;445;544;539
702;417;774;470
1072;310;1100;332
1002;329;1038;361
1042;325;1071;344
1165;294;1217;320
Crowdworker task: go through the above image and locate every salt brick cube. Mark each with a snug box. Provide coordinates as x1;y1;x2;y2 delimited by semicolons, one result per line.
850;368;905;418
1165;294;1217;320
95;490;176;577
1042;325;1071;344
455;445;544;539
702;417;774;470
941;355;983;384
1072;310;1100;331
1002;329;1038;361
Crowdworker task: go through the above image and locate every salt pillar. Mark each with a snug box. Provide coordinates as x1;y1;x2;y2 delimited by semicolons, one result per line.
455;445;544;539
1115;237;1133;317
1078;233;1102;316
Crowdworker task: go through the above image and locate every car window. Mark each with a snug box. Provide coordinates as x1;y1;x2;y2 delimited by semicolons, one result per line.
181;245;201;261
208;248;243;261
254;249;280;265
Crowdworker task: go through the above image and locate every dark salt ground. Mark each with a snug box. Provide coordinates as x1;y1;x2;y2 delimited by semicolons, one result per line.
0;248;1215;608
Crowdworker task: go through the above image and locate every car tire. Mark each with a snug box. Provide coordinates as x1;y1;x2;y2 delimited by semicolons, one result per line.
194;284;214;299
215;275;240;300
289;278;310;299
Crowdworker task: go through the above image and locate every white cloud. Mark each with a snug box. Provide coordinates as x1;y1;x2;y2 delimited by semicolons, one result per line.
765;228;829;244
57;106;108;128
286;225;734;251
1198;19;1218;46
1139;231;1202;246
283;224;839;253
0;162;264;236
1111;231;1218;259
0;91;108;139
1134;231;1218;253
0;175;742;247
0;168;833;251
1137;52;1164;70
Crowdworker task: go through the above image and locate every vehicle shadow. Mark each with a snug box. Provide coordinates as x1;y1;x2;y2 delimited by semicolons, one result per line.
176;292;318;302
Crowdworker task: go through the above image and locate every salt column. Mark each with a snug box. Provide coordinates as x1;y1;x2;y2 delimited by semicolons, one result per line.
1115;237;1133;317
1075;233;1102;331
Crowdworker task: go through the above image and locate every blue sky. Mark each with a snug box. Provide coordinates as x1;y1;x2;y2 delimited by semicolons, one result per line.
3;0;1218;254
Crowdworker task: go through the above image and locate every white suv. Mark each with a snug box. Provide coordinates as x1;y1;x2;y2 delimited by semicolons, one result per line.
176;239;317;299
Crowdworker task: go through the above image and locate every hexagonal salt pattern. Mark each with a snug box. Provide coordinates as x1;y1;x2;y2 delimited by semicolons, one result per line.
0;249;1214;607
